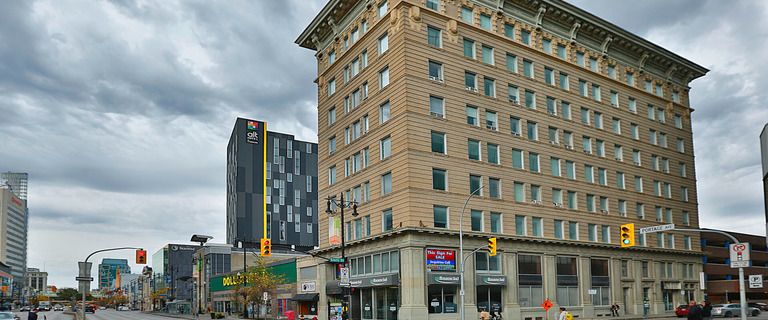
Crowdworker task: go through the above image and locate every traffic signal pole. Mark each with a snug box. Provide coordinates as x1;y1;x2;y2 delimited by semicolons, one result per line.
78;247;143;320
459;185;484;320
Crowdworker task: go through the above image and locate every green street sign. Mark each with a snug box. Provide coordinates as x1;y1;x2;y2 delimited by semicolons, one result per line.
329;258;345;263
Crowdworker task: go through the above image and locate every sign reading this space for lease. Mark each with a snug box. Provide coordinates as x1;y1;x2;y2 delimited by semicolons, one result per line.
426;248;456;271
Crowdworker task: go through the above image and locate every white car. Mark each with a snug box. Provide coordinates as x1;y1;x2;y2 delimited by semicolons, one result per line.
118;306;130;311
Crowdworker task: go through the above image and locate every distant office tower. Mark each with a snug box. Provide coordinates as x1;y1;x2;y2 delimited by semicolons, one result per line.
226;118;318;251
297;0;708;318
151;244;197;304
0;186;28;299
1;172;28;201
98;258;131;291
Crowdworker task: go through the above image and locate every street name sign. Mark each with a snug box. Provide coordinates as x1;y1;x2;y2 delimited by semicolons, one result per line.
729;243;751;268
329;257;345;264
638;224;675;234
749;275;763;289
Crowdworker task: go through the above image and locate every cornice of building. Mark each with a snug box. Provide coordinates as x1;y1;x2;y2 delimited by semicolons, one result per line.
297;0;708;86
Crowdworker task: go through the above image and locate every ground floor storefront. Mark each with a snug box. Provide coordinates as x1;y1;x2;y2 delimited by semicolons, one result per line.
296;230;704;320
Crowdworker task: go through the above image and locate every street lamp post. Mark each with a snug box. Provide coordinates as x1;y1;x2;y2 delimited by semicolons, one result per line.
326;193;359;320
459;185;485;320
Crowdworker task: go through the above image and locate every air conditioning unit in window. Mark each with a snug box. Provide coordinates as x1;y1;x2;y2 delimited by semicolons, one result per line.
600;209;608;214
634;161;641;166
615;157;622;161
550;141;559;145
532;200;542;205
553;202;563;208
486;125;497;131
512;132;521;137
509;97;519;105
583;150;592;154
473;88;479;93
565;145;574;150
465;86;474;91
429;76;444;83
430;111;444;118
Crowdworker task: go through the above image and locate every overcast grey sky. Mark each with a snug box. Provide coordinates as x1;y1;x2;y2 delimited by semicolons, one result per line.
0;0;765;288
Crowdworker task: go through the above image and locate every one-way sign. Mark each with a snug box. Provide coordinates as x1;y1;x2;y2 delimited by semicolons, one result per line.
639;224;675;234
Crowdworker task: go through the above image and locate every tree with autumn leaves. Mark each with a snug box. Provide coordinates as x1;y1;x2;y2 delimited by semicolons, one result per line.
232;256;284;319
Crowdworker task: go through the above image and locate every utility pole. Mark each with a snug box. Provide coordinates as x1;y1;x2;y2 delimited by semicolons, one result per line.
326;193;359;320
459;185;484;320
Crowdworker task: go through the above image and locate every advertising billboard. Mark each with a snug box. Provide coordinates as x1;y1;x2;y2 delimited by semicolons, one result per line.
426;248;456;272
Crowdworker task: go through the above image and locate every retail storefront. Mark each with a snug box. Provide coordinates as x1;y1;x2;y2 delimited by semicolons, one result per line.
208;259;297;317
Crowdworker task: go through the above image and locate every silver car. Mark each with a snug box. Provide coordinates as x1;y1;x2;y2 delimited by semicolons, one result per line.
712;304;761;317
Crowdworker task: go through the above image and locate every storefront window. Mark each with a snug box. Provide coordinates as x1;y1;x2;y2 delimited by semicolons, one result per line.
428;285;457;314
362;289;374;319
476;286;502;313
590;258;610;306
556;256;579;306
349;251;400;276
518;254;543;307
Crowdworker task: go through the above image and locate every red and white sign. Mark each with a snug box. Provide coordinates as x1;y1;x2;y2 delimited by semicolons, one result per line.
729;243;751;268
426;248;456;271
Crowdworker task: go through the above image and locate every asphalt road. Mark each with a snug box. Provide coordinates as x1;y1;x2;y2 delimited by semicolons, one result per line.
14;310;181;320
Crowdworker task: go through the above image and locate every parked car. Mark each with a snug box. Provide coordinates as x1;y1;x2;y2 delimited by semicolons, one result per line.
748;303;768;311
117;306;130;311
18;306;30;312
676;304;690;317
84;305;96;313
712;304;761;317
53;305;64;311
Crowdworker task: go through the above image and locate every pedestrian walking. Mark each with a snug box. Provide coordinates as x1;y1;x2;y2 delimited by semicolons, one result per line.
558;307;568;320
26;310;37;320
611;303;621;316
687;300;703;320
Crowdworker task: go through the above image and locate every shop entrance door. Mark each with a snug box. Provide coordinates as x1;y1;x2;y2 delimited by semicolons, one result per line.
663;290;674;311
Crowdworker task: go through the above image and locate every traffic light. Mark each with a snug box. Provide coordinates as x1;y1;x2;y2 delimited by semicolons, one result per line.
260;238;272;256
620;223;635;248
136;249;147;264
487;237;497;256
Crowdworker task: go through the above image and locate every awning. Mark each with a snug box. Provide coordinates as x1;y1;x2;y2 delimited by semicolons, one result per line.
291;293;319;302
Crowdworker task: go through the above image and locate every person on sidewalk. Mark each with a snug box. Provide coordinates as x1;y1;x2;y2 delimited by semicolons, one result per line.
701;301;712;320
687;300;703;320
558;307;568;320
26;310;37;320
479;307;491;320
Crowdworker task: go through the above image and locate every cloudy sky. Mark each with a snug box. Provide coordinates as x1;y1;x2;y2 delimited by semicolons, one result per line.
0;0;765;288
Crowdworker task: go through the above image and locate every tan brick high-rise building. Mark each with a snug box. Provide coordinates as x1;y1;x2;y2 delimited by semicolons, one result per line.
296;1;708;319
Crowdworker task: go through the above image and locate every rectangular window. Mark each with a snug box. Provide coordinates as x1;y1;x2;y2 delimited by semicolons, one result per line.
429;96;444;118
588;224;597;241
645;80;653;93
568;221;578;240
506;54;517;73
510;117;521;135
565;161;575;180
528;153;540;173
379;67;390;89
465;72;477;90
634;176;643;193
618;200;627;216
610;91;619;107
542;39;552;54
482;45;494;65
636;203;645;219
382;209;393;231
517;254;543;307
674;114;683;129
527;121;538;140
460;6;473;23
433;205;448;228
328;107;337;126
628;98;637;113
381;172;392;195
490;212;502;233
514;182;525;202
378;1;388;17
532;217;543;237
487;143;499;164
466;105;478;126
589;57;598;72
677;138;685;153
579;80;588;97
512;149;524;169
432;168;446;191
616;172;625;189
515;215;526;236
378;33;389;54
547;98;557;116
679;163;687;177
626;72;635;86
592;84;601;102
468;139;481;160
463;38;475;59
380;137;391;160
586;194;595;212
480;14;491;29
612;118;621;135
523;59;534;78
489;178;500;199
428;60;443;82
431;131;446;154
550;157;561;177
516;88;533;110
379;101;391;124
552;188;563;205
554;220;564;239
328;166;336;185
557;44;566;59
601;225;610;243
521;29;531;45
561;102;571;120
470;175;482;195
327;78;336;96
607;65;616;79
504;23;514;39
559;72;569;91
471;210;483;231
427;26;442;47
483;77;495;97
544;68;554;85
576;52;585;67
